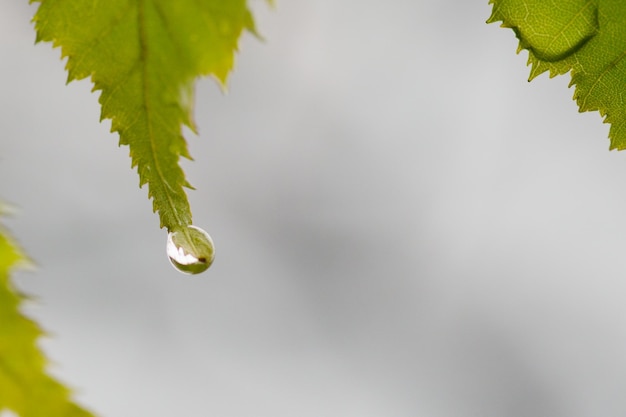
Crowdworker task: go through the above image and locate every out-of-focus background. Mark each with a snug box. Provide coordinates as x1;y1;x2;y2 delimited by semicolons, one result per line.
3;1;626;416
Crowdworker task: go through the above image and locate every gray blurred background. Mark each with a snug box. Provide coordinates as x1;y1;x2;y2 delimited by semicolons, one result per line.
3;1;626;416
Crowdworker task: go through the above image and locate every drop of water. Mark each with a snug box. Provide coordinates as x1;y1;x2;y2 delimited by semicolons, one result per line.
166;225;215;275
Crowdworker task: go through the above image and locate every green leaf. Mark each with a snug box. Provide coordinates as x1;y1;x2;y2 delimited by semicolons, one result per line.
487;0;626;150
31;0;257;231
0;209;96;417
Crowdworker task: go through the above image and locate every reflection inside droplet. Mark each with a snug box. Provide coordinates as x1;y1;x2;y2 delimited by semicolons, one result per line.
166;225;215;275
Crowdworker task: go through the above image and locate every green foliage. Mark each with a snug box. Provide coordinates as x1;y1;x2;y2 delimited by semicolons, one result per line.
487;0;626;150
1;2;267;415
0;208;95;417
31;0;257;231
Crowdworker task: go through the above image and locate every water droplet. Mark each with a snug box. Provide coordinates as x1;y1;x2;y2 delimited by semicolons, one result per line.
166;225;215;275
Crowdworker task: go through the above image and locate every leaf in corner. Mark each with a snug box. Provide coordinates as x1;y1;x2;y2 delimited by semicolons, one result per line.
0;208;96;417
487;0;626;150
31;0;258;231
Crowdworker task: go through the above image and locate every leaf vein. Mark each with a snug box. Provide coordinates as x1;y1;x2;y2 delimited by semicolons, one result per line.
579;49;626;110
138;0;187;229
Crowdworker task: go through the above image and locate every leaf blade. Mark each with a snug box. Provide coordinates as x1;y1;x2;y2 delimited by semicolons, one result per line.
486;0;626;149
32;0;255;230
0;212;95;417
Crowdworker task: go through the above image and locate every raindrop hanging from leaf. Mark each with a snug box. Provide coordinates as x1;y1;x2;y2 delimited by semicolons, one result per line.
167;225;215;275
